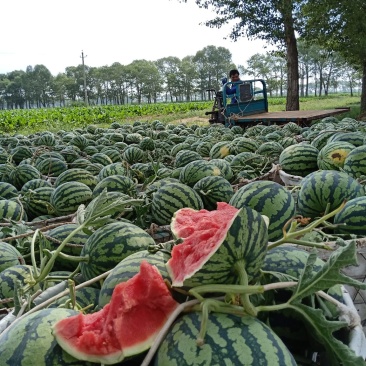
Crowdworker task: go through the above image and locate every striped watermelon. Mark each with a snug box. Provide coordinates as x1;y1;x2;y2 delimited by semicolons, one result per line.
0;199;24;221
297;170;365;218
333;196;366;235
9;164;41;189
0;241;25;272
92;174;137;198
44;223;89;271
54;168;98;190
209;141;236;159
327;131;365;147
97;162;130;181
279;143;319;177
151;182;204;225
343;145;366;178
0;265;41;308
23;186;54;219
229;181;296;241
48;286;100;313
20;178;52;194
174;149;203;168
100;148;123;163
79;221;156;281
317;141;355;170
155;312;297;365
232;137;259;153
10;145;33;164
50;182;93;216
35;157;68;177
310;131;335;150
98;249;170;308
0;308;90;365
193;176;234;210
179;160;222;186
206;158;234;181
262;245;325;279
167;202;268;287
122;146;146;164
0;182;18;199
90;152;113;166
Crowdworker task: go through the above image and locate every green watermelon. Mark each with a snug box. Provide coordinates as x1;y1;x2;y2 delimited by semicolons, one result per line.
79;221;156;282
0;182;18;200
0;199;24;221
229;181;296;241
0;308;95;365
193;176;234;210
333;196;366;235
53;261;179;364
151;182;204;226
343;145;366;178
167;202;268;287
0;242;25;272
179;160;222;186
297;170;364;218
279;143;319;177
54;168;98;190
50;182;93;216
155;312;297;366
317;141;355;170
92;174;137;198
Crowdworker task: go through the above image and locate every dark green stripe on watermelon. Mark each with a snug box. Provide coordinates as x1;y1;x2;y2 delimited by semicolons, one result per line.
80;222;156;282
229;181;295;241
0;308;96;365
151;182;203;225
155;312;297;365
297;170;364;218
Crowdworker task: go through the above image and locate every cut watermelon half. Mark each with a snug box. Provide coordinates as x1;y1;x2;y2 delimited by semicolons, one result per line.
167;202;268;287
53;261;179;365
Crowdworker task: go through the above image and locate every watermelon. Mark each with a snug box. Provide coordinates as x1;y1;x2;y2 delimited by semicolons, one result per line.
79;221;156;281
0;265;41;308
193;176;234;210
0;241;25;272
167;202;268;287
92;174;137;198
0;181;18;200
279;143;319;177
229;181;296;241
297;170;364;218
343;145;366;178
50;182;93;216
54;168;98;190
154;312;297;365
333;196;366;235
0;199;24;221
317;141;355;170
151;182;204;226
53;261;179;364
174;149;202;168
179;160;222;186
0;308;96;365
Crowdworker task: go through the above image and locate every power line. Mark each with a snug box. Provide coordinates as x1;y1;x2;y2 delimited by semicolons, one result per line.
80;50;88;106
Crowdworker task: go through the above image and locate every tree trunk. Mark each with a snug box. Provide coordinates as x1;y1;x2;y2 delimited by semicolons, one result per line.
361;60;366;113
283;5;300;111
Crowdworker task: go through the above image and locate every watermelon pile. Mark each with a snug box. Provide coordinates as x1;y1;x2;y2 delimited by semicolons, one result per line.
0;116;365;365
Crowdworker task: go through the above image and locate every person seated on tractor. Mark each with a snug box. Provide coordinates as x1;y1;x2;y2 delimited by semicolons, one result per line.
222;69;242;104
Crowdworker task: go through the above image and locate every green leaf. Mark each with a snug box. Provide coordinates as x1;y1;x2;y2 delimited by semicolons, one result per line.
292;242;366;301
289;302;366;366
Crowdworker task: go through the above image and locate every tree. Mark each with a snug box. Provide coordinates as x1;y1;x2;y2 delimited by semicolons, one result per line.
301;0;366;112
178;0;304;110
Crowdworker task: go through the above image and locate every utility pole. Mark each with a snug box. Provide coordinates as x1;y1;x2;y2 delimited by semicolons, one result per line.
81;50;89;106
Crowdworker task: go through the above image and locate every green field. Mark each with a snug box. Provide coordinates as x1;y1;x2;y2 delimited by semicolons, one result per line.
0;94;361;134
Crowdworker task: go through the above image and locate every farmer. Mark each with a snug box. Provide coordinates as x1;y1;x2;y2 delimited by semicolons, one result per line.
222;69;242;104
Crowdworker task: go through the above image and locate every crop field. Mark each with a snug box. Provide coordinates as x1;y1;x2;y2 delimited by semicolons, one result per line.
0;93;365;365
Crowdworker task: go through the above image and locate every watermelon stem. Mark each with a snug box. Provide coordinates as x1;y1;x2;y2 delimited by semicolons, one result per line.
268;202;346;251
234;261;257;317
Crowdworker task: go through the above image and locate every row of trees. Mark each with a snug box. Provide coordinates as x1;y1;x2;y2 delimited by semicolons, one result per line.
0;43;361;110
179;0;366;112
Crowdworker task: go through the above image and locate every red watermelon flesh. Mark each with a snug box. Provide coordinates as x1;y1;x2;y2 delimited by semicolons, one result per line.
167;202;240;287
53;261;179;365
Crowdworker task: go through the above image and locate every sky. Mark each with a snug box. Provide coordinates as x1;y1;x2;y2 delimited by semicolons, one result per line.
0;0;270;76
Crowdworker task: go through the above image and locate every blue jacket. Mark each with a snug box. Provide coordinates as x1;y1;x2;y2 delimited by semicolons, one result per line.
222;78;241;104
